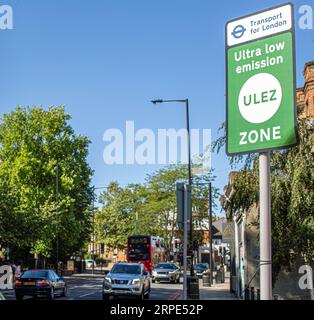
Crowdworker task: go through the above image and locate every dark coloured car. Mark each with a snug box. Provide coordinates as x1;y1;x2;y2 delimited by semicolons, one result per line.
15;270;67;300
195;263;210;278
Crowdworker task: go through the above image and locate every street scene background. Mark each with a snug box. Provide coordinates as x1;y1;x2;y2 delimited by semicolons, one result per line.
0;0;313;301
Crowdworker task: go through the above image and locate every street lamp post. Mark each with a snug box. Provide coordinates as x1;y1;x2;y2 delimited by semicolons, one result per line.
56;163;60;275
151;99;194;277
91;186;111;275
208;183;213;286
193;181;214;286
92;186;95;276
131;189;139;234
91;186;108;275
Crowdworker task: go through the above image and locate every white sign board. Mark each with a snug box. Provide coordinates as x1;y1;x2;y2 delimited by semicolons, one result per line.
226;3;293;47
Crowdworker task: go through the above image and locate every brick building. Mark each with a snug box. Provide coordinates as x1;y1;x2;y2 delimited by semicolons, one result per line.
296;61;314;119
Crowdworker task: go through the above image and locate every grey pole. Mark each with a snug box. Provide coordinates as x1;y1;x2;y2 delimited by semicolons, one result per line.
259;152;272;300
185;99;192;186
91;186;109;275
183;184;189;300
185;99;194;278
208;183;213;286
150;99;194;278
56;163;60;274
134;210;139;235
135;191;139;234
92;186;95;276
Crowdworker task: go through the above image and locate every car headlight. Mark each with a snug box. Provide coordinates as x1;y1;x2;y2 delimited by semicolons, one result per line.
132;278;141;285
169;271;176;274
104;277;112;284
152;271;157;275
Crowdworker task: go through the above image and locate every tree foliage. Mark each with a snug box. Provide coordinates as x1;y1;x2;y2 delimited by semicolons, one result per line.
0;106;93;261
214;117;314;275
95;164;219;252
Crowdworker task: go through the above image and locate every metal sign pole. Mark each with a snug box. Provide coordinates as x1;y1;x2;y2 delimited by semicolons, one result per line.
259;152;272;300
225;3;296;302
208;183;213;286
183;185;188;300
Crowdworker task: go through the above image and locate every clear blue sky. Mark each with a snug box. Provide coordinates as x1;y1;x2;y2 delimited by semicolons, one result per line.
1;0;313;214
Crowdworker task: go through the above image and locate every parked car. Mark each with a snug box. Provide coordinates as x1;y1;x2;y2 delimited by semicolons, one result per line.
102;263;151;300
151;263;180;284
195;263;210;279
85;259;96;268
14;270;67;300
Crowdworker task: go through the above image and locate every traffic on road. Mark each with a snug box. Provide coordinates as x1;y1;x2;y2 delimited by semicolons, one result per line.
1;264;183;301
102;262;151;300
1;234;187;301
15;269;67;300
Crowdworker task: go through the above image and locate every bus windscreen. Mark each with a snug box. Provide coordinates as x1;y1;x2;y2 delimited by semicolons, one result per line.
128;236;150;261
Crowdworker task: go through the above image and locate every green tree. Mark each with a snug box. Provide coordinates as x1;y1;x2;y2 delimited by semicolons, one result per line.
95;164;218;253
144;164;218;250
95;182;138;250
214;117;314;278
0;106;93;261
144;164;188;249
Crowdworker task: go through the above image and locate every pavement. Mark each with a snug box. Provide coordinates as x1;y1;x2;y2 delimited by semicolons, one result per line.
177;272;237;300
199;278;236;300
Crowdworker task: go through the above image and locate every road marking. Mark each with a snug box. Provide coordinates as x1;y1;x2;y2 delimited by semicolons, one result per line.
79;292;97;298
168;291;182;300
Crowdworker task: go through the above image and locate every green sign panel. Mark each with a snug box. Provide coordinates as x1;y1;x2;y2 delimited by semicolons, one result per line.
226;3;298;155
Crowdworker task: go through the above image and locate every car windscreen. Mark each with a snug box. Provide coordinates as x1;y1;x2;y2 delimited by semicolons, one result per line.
111;265;141;274
195;264;208;269
21;270;49;279
156;264;176;269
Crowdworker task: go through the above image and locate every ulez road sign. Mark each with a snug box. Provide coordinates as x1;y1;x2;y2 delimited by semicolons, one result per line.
226;3;298;155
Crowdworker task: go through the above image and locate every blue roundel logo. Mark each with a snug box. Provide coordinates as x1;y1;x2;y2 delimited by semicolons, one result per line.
232;25;246;39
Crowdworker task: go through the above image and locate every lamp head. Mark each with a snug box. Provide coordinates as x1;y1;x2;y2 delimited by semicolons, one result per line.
151;99;163;105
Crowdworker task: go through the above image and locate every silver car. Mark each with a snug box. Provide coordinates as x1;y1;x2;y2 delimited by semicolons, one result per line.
151;263;181;284
102;263;151;300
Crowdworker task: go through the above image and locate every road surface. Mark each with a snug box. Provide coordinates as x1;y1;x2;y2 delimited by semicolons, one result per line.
1;276;183;301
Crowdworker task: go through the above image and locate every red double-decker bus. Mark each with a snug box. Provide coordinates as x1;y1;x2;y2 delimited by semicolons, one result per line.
127;235;166;272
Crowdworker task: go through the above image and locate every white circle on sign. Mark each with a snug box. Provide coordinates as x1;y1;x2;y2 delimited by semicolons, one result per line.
238;73;282;124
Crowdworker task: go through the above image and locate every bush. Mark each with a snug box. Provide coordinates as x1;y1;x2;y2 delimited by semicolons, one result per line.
95;257;108;266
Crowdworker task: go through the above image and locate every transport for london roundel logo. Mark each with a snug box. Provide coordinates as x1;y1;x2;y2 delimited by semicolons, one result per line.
238;73;282;124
